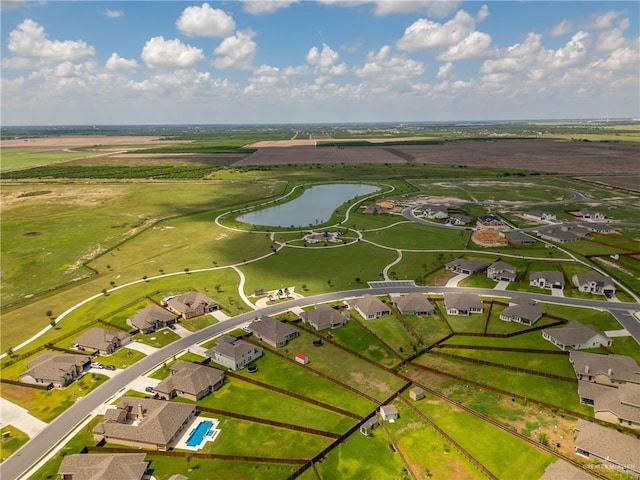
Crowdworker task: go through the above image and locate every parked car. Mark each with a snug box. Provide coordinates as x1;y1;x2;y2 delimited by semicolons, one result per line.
145;386;155;393
168;324;177;330
103;365;116;371
90;362;104;369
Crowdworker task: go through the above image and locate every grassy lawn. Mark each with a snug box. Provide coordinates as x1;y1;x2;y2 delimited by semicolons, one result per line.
98;346;146;369
0;374;110;422
316;425;405;479
275;331;407;401
362;222;471;250
149;353;207;380
350;310;416;358
605;336;640;363
441;310;488;334
179;314;219;332
485;308;560;335
458;274;498;289
133;328;181;349
145;456;300;480
233;351;375;416
182;377;355;434
413;391;556;479
541;304;623;330
401;313;452;346
441;331;560;350
0;425;29;463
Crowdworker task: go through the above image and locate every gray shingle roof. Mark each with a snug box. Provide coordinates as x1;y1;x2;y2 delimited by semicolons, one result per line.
543;321;607;346
539;460;593;480
58;453;148;480
74;328;131;352
348;295;390;317
570;351;640;384
249;315;299;345
155;361;224;397
444;293;483;311
500;302;545;323
574;419;640;473
529;270;564;284
578;381;640;424
128;304;177;331
205;335;261;362
299;304;346;329
573;270;614;288
395;293;435;314
167;291;218;315
445;259;487;273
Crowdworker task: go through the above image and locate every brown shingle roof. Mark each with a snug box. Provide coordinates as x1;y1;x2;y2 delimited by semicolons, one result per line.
128;304;177;331
249;315;299;345
205;335;261;361
444;293;482;311
574;419;640;473
299;304;346;329
155;361;224;397
395;293;435;314
22;352;91;383
544;321;607;347
570;352;640;384
58;453;148;480
74;328;131;352
348;295;390;317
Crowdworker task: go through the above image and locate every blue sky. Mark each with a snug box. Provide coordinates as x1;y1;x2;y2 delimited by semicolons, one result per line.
1;1;638;125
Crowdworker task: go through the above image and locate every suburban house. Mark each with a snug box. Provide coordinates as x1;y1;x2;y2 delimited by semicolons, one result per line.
476;214;509;231
505;231;536;245
570;352;640;386
165;291;219;319
574;419;640;476
20;352;91;388
572;270;616;298
486;261;517;282
499;297;545;326
529;271;565;290
205;335;263;371
93;397;195;451
347;295;391;320
524;210;557;222
584;223;613;234
299;304;347;330
73;327;131;355
363;204;389;215
394;293;435;315
539;460;593;480
538;228;580;244
542;321;611;351
578;381;640;428
444;293;483;316
409;386;425;401
249;315;300;348
154;361;224;401
445;259;487;275
379;405;399;422
127;304;178;334
422;204;448;219
446;214;472;226
58;453;149;480
360;416;379;435
580;209;606;222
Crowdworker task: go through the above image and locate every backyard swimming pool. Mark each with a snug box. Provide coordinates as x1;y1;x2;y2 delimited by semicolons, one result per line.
186;420;215;448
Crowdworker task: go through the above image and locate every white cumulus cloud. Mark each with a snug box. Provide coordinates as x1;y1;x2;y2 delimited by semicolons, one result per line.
176;3;235;37
438;31;492;61
104;9;123;18
105;53;138;71
141;36;204;68
243;0;298;15
8;19;95;61
212;30;257;70
437;62;454;79
307;43;339;68
396;10;476;51
373;1;461;17
550;19;572;37
355;45;425;81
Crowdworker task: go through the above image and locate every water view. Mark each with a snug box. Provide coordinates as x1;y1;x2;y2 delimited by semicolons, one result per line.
237;183;379;227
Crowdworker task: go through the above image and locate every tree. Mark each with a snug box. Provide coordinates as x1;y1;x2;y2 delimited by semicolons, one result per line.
142;275;148;282
537;433;549;446
184;268;190;274
46;310;53;318
102;289;108;296
50;319;56;328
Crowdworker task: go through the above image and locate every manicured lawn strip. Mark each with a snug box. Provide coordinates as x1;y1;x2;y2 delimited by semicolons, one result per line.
540;304;622;330
298;319;398;367
401;313;452;346
177;378;355;434
144;456;299;480
239;241;397;296
0;373;109;422
133;328;181;349
413;392;555;479
458;274;498;289
315;424;405;479
193;416;331;459
413;354;591;415
99;347;146;369
388;401;487;480
362;222;472;250
233;351;375;416
349;310;415;358
0;425;29;462
441;348;576;377
270;331;407;401
179;314;219;332
440;309;487;334
604;336;640;363
442;331;559;350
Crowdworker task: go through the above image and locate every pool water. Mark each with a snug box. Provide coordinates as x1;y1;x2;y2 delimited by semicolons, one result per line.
186;420;214;447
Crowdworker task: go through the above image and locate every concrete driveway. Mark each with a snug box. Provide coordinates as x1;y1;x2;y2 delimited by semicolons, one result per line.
0;398;47;438
124;341;158;355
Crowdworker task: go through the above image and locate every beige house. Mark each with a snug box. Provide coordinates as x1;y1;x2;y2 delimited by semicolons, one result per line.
347;295;390;320
205;335;263;371
93;397;195;451
578;381;640;428
249;315;300;348
574;419;640;475
499;297;545;326
165;291;219;319
73;327;131;355
444;293;483;316
299;304;347;330
570;352;640;386
20;352;91;388
542;321;611;351
394;294;435;316
445;259;487;275
128;304;178;334
154;361;224;401
58;453;148;480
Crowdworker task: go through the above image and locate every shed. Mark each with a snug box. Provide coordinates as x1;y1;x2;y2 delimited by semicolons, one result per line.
409;386;425;401
295;352;309;365
379;405;399;422
360;417;379;435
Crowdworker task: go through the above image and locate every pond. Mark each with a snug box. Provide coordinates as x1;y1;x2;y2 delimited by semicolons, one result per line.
237;183;379;227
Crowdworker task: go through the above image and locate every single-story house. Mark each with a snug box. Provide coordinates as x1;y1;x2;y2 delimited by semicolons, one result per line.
529;271;565;290
524;210;557;222
580;209;606;222
538;460;593;480
476;214;509;230
422;204;449;219
445;259;487;275
249;315;300;348
165;291;219;319
444;293;483;316
538;229;580;243
578;381;640;428
127;304;178;334
584;223;613;234
73;327;131;355
154;361;224;401
542;321;611;351
360;416;379;435
573;270;616;298
574;419;640;475
58;453;149;480
570;352;640;386
93;397;195;451
486;261;517;282
505;231;537;245
394;293;435;315
409;386;425;401
20;352;91;388
205;335;263;371
379;405;399;422
299;304;347;330
347;295;390;320
499;297;545;326
446;214;472;226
